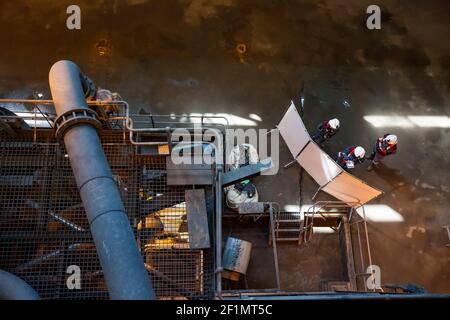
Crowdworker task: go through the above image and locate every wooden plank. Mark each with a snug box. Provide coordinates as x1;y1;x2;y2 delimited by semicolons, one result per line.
185;189;210;249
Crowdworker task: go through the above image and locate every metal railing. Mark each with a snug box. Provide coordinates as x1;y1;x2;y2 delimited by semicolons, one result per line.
0;99;229;148
299;200;375;292
0;99;228;299
302;201;358;244
348;205;376;291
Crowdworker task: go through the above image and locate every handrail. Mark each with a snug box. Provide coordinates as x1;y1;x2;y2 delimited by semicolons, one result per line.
298;200;374;291
302;201;360;243
0;99;230;128
0;99;229;147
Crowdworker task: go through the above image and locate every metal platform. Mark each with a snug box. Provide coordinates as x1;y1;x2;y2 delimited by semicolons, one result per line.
0;130;215;299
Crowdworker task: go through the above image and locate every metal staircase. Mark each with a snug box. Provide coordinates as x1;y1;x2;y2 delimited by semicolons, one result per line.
272;201;377;291
273;212;303;242
273;201;357;245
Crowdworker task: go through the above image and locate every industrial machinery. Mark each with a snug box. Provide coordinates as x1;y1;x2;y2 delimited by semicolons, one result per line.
0;61;220;299
0;61;443;301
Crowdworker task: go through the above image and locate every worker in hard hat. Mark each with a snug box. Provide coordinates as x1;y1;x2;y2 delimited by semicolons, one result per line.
367;134;398;171
312;118;340;147
337;146;366;170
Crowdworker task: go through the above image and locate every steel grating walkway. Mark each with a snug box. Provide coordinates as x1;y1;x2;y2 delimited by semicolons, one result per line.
0;131;215;299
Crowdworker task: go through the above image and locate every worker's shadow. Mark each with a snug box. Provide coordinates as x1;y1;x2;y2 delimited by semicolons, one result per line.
372;163;410;190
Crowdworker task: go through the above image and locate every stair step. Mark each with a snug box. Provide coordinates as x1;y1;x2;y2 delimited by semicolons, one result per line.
275;238;299;241
275;228;301;232
304;212;346;216
276;220;302;223
276;225;301;228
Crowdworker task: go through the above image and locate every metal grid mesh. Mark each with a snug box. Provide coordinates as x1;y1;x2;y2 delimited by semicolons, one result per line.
0;130;215;299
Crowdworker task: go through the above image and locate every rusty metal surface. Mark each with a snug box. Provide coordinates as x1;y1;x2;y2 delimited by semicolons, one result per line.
185;189;210;249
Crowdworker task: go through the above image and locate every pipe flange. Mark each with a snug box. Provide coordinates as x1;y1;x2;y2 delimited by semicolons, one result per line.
54;108;102;139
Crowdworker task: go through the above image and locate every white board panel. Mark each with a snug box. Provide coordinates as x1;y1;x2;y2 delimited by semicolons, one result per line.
277;102;383;207
322;172;383;206
296;142;343;187
277;101;310;157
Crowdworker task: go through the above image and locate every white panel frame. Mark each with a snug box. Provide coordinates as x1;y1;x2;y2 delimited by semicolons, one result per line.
322;171;383;206
277;101;383;207
277;101;310;157
296;142;343;187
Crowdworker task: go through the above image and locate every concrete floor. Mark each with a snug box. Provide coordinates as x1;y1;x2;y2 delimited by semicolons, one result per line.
0;0;449;293
223;216;344;292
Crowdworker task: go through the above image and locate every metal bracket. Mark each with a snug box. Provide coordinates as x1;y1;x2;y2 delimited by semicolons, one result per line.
54;108;102;139
221;158;273;187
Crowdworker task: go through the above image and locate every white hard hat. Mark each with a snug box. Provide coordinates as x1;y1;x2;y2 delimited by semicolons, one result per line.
385;134;397;145
354;146;366;159
329;118;340;130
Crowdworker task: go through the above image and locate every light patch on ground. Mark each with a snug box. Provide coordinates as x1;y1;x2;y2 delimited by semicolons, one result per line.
356;205;404;222
413;197;431;203
183;0;234;26
364;115;450;128
249;113;262;122
313;227;336;234
420;182;436;190
406;225;426;238
283;204;315;213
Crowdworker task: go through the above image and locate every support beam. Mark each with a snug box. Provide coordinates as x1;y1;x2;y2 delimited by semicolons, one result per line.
221;158;273;187
339;215;357;291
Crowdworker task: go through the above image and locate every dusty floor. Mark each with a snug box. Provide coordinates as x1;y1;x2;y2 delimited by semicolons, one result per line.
0;0;449;293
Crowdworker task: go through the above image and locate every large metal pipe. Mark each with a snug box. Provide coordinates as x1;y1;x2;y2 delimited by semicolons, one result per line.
0;270;40;300
49;60;155;300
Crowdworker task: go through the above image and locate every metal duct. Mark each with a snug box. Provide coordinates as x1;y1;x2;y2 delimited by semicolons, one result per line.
49;60;155;300
0;270;40;300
